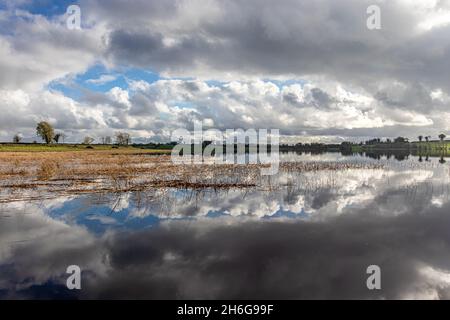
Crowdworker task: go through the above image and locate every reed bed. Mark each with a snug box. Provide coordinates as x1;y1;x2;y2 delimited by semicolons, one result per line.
0;150;384;203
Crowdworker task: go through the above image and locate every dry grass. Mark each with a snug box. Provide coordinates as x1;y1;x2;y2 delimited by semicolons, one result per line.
0;150;384;203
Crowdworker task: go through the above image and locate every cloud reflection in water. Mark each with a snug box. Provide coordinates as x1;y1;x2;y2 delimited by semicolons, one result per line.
1;155;450;299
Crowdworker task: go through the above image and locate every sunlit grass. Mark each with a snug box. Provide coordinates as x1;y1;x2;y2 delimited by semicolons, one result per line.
0;143;174;153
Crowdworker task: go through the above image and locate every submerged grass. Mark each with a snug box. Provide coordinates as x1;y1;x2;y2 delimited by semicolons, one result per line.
0;150;384;203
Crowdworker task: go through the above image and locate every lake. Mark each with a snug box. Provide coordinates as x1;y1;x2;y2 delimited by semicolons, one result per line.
1;152;450;299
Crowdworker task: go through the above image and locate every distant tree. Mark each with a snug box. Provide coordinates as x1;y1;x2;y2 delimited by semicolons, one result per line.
365;138;381;145
36;121;54;144
439;133;446;142
418;135;423;142
53;133;63;143
394;137;408;143
13;134;22;144
60;133;67;143
82;136;95;145
115;132;131;145
101;136;112;144
425;136;430;142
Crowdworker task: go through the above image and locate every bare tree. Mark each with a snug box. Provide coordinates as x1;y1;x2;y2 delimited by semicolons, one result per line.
115;132;131;145
82;136;95;145
101;136;112;144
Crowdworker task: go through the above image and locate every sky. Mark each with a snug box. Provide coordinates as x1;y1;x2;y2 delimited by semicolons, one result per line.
1;0;450;143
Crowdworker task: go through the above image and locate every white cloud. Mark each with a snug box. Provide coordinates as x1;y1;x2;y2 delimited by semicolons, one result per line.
86;74;118;85
1;0;450;141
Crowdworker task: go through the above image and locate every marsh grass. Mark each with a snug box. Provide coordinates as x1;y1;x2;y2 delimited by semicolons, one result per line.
37;160;61;180
0;144;173;153
0;150;384;203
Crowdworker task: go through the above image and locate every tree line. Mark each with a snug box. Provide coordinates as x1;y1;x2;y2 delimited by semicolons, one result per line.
12;122;447;147
417;134;446;142
361;134;447;146
12;121;132;145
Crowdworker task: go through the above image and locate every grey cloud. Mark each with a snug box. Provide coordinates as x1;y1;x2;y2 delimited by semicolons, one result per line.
283;91;302;106
2;0;450;141
374;82;434;113
77;0;450;140
106;30;210;74
2;162;450;299
4;200;450;299
311;88;335;109
94;0;450;91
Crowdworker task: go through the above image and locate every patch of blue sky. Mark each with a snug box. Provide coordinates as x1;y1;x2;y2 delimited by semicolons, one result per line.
83;75;127;92
48;81;83;100
78;65;160;90
76;64;127;91
45;196;162;235
48;64;162;99
205;80;227;88
118;66;161;85
16;0;78;18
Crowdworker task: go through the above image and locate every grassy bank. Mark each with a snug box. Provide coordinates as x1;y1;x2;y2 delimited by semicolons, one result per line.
411;141;450;153
0;143;172;153
350;140;450;157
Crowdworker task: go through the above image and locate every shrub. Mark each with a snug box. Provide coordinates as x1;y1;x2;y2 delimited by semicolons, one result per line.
37;161;59;180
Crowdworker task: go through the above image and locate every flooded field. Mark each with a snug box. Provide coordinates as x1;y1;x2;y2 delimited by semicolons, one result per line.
1;152;450;299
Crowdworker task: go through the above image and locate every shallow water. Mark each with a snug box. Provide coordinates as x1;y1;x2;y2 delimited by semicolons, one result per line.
1;153;450;299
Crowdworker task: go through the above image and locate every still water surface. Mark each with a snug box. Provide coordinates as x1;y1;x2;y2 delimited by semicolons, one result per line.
1;153;450;299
